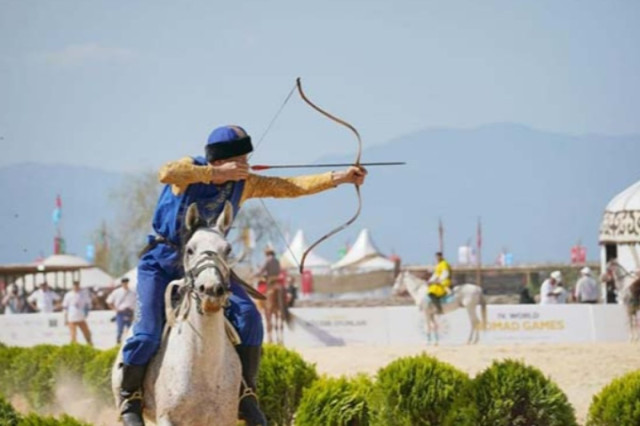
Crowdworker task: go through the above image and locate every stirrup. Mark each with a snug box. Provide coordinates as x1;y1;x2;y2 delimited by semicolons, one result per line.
239;378;258;402
119;390;144;420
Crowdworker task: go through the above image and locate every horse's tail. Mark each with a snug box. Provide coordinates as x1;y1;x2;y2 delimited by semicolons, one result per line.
479;291;487;331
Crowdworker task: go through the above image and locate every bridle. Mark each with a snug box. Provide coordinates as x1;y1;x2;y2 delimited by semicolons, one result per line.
609;261;638;292
165;246;232;329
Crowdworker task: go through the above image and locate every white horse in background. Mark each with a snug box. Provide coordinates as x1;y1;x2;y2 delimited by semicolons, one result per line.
393;271;487;345
607;260;640;342
112;202;242;425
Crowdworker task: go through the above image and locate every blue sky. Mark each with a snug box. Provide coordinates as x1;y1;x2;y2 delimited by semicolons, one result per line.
1;1;639;173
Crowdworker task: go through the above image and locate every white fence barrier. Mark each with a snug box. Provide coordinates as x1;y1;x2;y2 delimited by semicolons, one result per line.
0;305;632;349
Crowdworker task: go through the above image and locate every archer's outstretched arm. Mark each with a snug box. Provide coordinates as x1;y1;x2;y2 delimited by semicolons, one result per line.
241;166;367;204
240;172;335;204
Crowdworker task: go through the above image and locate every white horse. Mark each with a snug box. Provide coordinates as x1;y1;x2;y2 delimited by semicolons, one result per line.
607;260;640;342
392;271;487;345
112;202;242;425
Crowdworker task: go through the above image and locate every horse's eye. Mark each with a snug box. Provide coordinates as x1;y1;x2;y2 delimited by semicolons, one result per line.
186;247;194;256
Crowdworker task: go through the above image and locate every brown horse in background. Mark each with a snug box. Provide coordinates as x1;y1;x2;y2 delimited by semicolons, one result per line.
256;278;292;344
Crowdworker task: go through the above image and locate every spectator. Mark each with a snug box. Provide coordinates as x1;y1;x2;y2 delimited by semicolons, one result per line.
575;267;599;303
285;276;298;308
62;281;93;345
106;277;137;344
555;281;568;304
2;284;25;314
539;271;563;304
27;282;61;313
519;281;535;304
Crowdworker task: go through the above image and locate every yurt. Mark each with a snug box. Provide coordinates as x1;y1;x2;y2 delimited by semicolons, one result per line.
599;179;640;273
15;254;114;292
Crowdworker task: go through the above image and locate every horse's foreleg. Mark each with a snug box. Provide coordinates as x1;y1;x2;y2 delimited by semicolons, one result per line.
276;313;284;345
423;312;432;345
467;306;480;344
265;312;273;344
432;316;439;346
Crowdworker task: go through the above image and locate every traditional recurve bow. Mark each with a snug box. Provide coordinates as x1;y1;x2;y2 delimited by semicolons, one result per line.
294;78;363;273
253;77;365;273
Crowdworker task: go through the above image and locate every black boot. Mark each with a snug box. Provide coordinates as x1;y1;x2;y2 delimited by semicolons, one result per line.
118;363;146;426
236;345;267;426
429;294;443;314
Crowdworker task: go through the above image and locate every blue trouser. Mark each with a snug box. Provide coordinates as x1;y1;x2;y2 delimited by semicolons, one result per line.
122;244;263;366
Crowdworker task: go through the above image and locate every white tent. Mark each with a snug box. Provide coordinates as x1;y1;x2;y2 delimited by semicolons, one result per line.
15;254;115;292
280;230;331;273
331;229;395;272
600;179;640;273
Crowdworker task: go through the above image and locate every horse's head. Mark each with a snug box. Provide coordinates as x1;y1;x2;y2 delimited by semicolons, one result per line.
182;201;234;314
392;271;408;296
607;259;640;294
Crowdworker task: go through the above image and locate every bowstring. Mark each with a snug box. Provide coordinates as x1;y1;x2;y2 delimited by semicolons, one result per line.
251;83;297;156
251;81;302;270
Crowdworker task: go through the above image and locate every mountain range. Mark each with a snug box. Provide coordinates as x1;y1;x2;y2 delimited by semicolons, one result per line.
2;123;639;267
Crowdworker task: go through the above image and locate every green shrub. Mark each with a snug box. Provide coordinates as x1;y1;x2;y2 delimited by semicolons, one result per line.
18;413;91;426
372;353;471;426
49;344;99;378
0;394;21;426
8;344;98;410
296;374;374;426
83;346;119;402
11;345;62;409
257;344;318;425
587;369;640;426
0;346;27;396
455;359;577;426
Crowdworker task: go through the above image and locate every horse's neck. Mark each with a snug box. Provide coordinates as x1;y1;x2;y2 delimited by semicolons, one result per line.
404;275;427;305
178;308;230;369
615;272;635;292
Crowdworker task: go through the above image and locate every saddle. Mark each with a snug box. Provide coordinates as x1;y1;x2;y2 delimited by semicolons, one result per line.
423;292;454;306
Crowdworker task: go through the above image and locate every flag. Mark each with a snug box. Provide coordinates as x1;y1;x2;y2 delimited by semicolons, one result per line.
53;194;62;225
52;208;61;225
86;244;95;262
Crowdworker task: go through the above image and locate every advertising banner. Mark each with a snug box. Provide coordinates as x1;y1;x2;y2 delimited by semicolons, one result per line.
284;307;390;348
0;305;633;349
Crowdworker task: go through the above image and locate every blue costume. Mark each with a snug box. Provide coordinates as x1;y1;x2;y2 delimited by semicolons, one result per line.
122;157;262;366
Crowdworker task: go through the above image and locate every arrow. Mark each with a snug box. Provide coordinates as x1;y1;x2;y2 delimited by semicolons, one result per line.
251;161;406;171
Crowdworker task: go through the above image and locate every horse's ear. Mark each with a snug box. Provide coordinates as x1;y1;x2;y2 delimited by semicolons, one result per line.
185;203;201;233
215;201;234;234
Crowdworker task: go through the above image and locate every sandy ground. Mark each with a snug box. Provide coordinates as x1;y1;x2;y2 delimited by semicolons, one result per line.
296;342;640;425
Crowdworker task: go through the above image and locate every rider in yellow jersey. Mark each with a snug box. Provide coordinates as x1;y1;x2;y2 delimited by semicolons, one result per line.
427;252;452;314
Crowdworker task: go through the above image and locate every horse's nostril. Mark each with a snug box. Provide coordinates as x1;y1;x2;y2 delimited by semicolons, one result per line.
199;285;205;294
215;286;225;297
